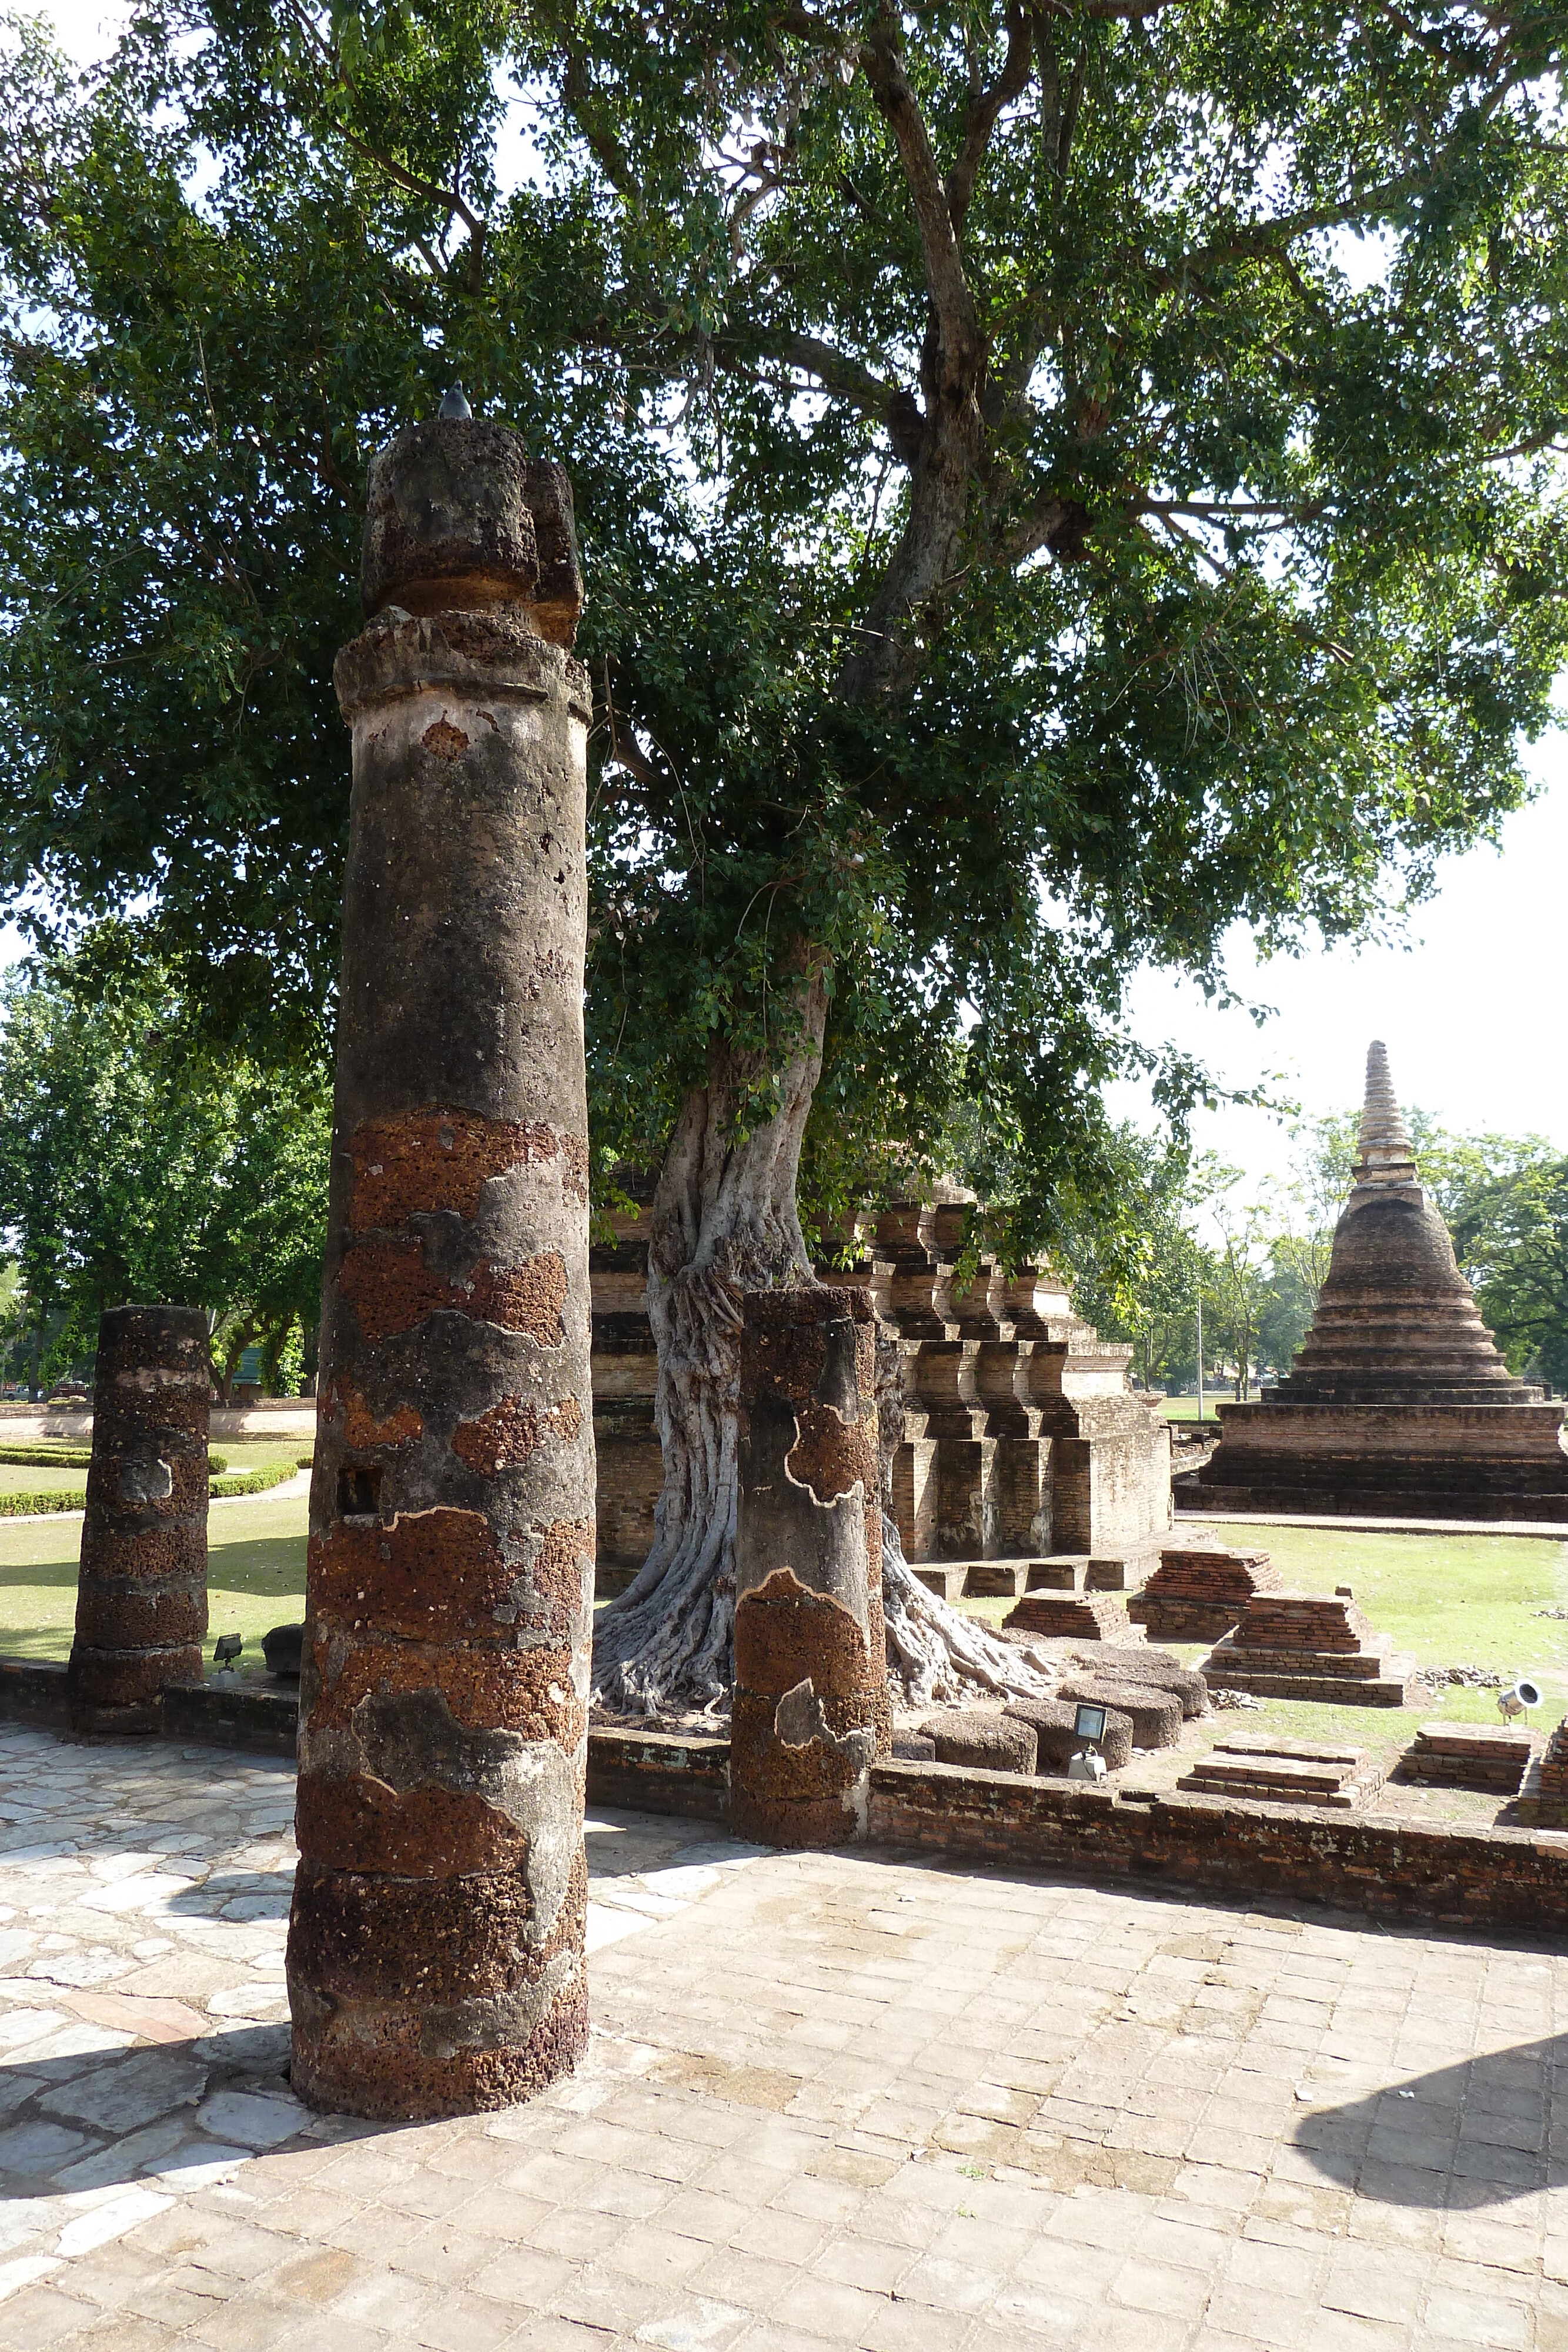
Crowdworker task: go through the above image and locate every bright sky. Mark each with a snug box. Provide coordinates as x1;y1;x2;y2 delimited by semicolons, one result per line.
19;0;1568;1200
1103;724;1568;1189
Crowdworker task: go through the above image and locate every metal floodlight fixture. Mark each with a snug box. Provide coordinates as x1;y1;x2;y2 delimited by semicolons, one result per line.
1074;1702;1108;1748
1498;1678;1543;1722
213;1632;243;1671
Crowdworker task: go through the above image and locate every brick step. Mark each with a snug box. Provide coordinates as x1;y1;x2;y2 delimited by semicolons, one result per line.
1398;1722;1534;1793
1413;1722;1533;1758
1512;1756;1568;1826
1190;1759;1353;1797
1401;1753;1530;1792
1201;1654;1416;1707
1213;1734;1365;1764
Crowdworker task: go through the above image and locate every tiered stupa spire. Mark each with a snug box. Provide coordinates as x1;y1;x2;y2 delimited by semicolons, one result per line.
1353;1040;1417;1185
1275;1040;1527;1405
1178;1038;1568;1522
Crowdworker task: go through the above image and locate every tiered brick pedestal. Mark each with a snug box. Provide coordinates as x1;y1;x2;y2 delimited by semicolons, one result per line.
1129;1545;1281;1642
1180;1736;1385;1810
1203;1591;1413;1706
1002;1593;1144;1642
1399;1722;1534;1793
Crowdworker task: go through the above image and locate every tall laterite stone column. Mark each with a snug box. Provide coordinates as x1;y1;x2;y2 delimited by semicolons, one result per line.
731;1288;891;1846
68;1305;211;1735
286;410;597;2119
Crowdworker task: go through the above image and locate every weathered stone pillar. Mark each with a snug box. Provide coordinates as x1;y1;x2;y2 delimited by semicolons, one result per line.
286;412;596;2121
732;1288;891;1846
68;1306;211;1735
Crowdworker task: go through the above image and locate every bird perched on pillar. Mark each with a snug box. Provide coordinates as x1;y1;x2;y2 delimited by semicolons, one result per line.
438;383;472;420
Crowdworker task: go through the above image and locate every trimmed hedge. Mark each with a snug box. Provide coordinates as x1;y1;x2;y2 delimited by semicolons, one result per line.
296;1454;314;1469
0;1445;229;1471
0;1455;297;1513
210;1462;299;1499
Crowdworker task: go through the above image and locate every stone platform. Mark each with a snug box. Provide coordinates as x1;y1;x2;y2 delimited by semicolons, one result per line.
7;1723;1566;2352
1202;1635;1416;1706
1175;1400;1568;1523
1203;1589;1416;1706
1400;1722;1535;1794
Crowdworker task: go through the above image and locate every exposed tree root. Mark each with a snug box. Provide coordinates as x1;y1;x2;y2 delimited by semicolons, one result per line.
880;1518;1054;1708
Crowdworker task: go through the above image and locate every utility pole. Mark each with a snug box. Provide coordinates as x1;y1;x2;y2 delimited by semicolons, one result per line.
1196;1291;1205;1425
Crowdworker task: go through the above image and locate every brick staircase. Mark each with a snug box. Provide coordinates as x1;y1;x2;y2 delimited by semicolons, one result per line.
1179;1734;1386;1809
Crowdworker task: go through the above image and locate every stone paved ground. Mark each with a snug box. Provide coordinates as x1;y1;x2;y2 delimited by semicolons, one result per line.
0;1722;1564;2350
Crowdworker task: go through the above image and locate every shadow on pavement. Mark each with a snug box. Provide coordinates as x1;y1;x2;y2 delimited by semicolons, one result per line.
1295;2034;1560;2207
0;2021;324;2200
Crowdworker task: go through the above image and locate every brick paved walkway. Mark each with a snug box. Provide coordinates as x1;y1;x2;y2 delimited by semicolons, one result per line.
0;1722;1563;2349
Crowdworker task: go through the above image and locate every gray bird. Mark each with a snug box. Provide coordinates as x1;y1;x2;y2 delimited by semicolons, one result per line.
439;383;472;420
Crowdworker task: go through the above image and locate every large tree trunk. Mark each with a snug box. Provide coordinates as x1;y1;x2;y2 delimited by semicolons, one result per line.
590;980;827;1714
591;967;1057;1719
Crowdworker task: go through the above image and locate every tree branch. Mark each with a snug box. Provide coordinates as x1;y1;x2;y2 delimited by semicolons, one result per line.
861;12;982;364
945;1;1034;230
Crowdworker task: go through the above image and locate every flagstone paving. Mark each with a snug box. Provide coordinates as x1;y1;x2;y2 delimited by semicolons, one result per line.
0;1719;1564;2350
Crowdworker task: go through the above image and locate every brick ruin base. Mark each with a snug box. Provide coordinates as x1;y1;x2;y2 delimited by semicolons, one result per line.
866;1758;1568;1936
67;1306;211;1736
731;1288;891;1846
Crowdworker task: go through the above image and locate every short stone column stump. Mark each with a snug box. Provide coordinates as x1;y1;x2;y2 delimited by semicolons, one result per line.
731;1287;891;1846
68;1305;211;1735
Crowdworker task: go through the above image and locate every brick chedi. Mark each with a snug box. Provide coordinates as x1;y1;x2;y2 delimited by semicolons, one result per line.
731;1288;891;1845
1129;1545;1282;1641
1180;1041;1568;1522
68;1306;212;1735
286;406;596;2120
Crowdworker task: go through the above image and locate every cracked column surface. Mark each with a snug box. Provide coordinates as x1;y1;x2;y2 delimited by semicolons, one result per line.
286;412;596;2121
731;1287;891;1847
68;1305;211;1736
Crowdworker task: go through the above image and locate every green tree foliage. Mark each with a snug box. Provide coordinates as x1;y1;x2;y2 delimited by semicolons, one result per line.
1452;1158;1568;1390
0;0;1564;1238
1040;1125;1211;1385
0;950;331;1388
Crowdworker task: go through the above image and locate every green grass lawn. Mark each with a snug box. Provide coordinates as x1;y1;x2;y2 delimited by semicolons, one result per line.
1159;1395;1225;1424
0;1492;309;1679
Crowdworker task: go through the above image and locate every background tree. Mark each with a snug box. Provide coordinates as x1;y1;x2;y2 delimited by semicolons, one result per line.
2;0;1567;1699
0;949;330;1386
